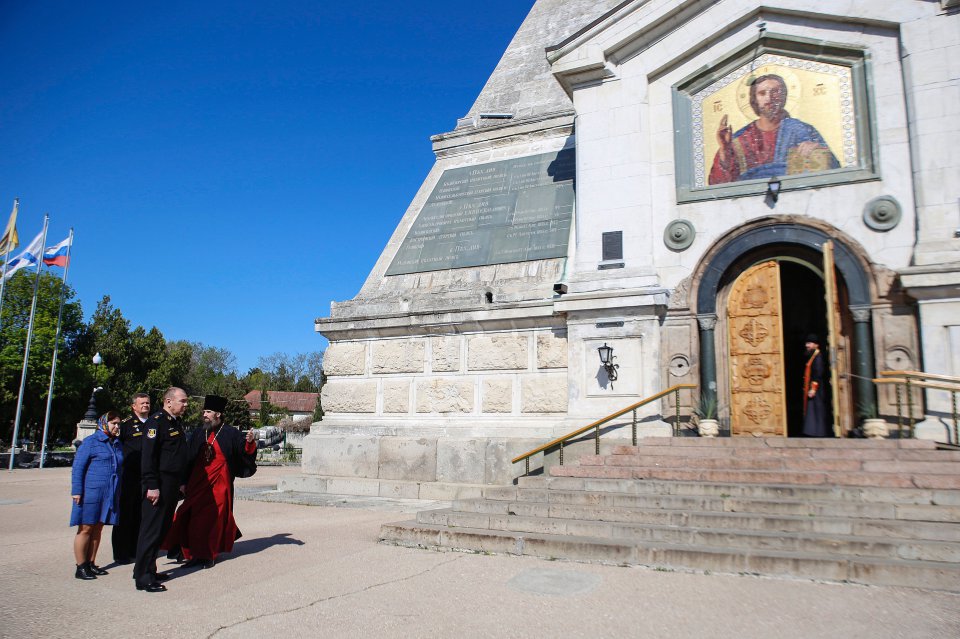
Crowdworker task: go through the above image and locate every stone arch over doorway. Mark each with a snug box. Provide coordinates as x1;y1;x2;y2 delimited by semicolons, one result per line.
691;218;878;435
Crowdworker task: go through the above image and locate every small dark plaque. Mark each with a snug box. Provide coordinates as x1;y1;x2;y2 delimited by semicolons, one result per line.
595;321;624;328
386;150;576;275
602;231;623;261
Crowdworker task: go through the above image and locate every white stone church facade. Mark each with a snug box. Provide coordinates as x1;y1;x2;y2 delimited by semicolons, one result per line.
299;0;960;498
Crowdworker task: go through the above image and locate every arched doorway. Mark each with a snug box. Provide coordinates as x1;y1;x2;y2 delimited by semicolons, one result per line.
721;252;851;436
695;222;875;438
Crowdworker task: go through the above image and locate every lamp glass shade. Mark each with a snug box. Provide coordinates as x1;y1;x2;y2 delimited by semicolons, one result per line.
92;352;103;365
597;343;613;365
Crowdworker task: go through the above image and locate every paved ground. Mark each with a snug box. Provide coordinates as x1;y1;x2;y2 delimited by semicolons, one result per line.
1;466;958;639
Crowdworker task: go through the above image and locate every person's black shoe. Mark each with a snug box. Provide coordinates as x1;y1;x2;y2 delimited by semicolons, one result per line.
75;564;97;580
166;548;184;562
154;571;172;581
88;562;109;575
184;558;215;569
114;556;134;565
136;582;167;593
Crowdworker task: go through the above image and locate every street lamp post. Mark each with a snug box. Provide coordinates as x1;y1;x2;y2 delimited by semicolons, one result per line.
83;353;103;422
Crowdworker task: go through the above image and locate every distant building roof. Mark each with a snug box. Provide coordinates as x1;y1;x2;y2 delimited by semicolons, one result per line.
244;390;318;413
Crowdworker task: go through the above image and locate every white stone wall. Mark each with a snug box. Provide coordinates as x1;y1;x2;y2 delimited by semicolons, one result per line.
559;1;929;294
320;330;569;424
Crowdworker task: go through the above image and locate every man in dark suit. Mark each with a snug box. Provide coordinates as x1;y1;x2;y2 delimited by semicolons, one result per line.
133;387;191;592
112;392;151;564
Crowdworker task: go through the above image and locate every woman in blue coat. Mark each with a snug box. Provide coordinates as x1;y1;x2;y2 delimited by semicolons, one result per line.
70;412;123;580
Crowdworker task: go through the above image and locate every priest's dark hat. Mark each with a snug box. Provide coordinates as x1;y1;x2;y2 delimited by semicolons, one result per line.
203;395;228;413
804;333;820;344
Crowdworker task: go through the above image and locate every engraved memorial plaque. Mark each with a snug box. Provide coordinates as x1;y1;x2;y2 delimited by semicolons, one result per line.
386;150;575;275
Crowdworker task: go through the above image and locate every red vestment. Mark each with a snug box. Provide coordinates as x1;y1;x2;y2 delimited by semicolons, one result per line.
163;433;253;561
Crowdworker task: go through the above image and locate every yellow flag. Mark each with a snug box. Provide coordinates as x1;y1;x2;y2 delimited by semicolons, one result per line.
0;199;19;256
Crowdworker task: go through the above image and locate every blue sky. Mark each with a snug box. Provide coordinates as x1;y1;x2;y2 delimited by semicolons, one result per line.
0;1;535;373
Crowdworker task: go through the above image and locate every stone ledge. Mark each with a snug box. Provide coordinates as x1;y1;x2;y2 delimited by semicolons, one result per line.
277;474;487;501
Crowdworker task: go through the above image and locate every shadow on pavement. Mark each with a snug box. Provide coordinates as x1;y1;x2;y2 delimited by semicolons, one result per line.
222;532;305;561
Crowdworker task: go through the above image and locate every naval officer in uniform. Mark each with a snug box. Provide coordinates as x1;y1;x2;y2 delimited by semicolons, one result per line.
112;392;151;564
133;387;191;592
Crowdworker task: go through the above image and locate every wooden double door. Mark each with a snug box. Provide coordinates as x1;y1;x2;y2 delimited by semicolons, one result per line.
726;252;849;437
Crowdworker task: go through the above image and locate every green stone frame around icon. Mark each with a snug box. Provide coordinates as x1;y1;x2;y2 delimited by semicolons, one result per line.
672;34;879;204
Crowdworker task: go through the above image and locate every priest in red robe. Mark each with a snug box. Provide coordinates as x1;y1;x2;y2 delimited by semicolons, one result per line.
163;395;257;569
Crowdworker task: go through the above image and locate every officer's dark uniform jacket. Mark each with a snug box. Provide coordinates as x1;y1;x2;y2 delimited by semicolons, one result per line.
119;415;145;468
140;410;191;490
112;414;146;560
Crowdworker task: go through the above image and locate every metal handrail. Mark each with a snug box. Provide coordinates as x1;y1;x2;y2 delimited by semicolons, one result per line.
874;370;959;444
879;370;960;385
511;383;697;475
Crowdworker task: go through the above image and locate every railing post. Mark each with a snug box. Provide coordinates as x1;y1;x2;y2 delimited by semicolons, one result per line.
559;441;564;466
896;383;903;435
525;458;529;476
675;388;681;437
907;378;915;438
632;409;637;446
953;390;958;446
595;424;600;455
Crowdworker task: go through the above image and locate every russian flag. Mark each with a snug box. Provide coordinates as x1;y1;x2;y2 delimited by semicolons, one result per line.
43;236;71;267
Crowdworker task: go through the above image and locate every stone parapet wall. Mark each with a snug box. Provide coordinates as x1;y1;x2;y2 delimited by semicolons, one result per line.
300;433;546;486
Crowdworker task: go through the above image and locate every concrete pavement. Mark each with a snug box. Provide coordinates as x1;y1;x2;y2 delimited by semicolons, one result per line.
1;466;958;638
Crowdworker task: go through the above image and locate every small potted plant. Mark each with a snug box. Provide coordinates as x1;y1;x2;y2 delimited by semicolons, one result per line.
858;401;888;439
693;392;720;438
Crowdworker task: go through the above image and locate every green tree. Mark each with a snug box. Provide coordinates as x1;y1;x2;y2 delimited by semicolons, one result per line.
258;389;270;426
255;351;324;392
0;271;87;446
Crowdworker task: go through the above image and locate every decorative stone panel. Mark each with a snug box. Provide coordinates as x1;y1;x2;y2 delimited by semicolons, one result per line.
415;378;475;413
321;380;377;413
536;332;568;369
431;336;461;372
521;375;568;413
467;335;528;371
482;378;513;413
323;342;366;376
372;339;425;374
382;380;411;413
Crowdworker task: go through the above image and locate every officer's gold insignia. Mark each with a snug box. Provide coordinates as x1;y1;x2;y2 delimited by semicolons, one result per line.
147;428;157;439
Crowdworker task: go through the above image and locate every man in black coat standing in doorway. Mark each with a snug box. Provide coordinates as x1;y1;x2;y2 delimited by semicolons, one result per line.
802;334;831;437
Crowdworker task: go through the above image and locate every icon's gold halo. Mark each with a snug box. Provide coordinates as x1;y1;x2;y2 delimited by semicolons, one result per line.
736;66;802;120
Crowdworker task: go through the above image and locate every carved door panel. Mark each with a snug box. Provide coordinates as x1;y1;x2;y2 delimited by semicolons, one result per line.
727;261;787;436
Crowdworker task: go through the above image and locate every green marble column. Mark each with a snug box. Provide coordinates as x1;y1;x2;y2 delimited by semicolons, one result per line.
850;305;877;419
697;313;718;412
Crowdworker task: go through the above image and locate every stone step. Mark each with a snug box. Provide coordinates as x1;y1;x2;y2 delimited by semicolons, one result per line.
379;521;960;592
609;438;939;451
513;476;960;506
456;491;960;522
549;464;960;489
426;502;960;542
581;453;960;471
414;509;959;562
602;445;960;461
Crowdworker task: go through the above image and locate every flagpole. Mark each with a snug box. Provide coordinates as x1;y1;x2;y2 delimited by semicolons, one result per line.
9;215;49;471
0;198;19;332
39;228;73;470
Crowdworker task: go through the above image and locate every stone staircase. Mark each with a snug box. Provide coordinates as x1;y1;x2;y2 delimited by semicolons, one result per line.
379;438;960;591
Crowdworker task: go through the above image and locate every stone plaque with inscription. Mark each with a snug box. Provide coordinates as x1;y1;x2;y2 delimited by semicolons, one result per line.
386;150;575;275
